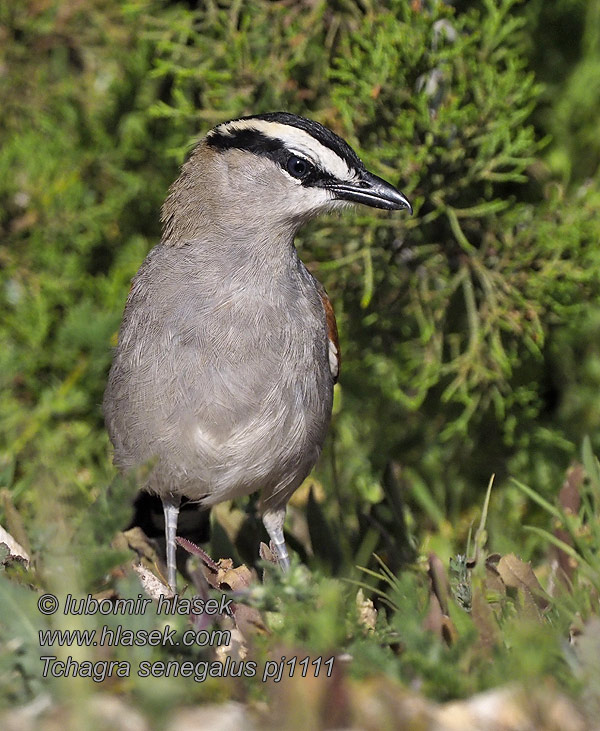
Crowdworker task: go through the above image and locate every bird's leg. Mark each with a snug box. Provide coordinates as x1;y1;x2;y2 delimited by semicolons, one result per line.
262;507;290;571
162;493;181;592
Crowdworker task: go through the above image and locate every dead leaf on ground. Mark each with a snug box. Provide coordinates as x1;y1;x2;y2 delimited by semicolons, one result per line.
471;582;500;653
424;553;457;645
0;523;30;568
553;462;584;586
0;489;31;555
112;526;164;580
356;588;377;633
176;541;268;641
497;553;549;620
484;555;507;605
133;563;173;600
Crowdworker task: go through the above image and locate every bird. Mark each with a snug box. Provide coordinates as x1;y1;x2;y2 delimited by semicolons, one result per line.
103;112;411;590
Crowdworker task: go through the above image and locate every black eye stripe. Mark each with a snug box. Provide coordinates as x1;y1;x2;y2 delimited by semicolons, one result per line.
207;128;284;156
206;129;341;187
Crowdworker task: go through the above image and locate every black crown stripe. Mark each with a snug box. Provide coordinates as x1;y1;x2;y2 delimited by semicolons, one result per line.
207;112;365;176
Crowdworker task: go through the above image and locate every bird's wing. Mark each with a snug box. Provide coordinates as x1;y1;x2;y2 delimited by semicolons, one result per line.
317;284;341;383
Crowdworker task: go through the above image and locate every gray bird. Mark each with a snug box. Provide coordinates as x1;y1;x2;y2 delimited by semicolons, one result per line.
103;112;411;590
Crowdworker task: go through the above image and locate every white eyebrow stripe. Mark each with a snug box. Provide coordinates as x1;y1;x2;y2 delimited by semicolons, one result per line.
213;119;359;183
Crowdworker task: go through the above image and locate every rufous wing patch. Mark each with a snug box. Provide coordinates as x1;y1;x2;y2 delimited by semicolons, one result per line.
319;288;341;383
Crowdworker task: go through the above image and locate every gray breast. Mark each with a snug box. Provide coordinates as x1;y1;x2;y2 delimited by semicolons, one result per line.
103;243;334;506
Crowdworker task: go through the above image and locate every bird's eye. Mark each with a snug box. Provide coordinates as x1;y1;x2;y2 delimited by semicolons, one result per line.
286;155;311;179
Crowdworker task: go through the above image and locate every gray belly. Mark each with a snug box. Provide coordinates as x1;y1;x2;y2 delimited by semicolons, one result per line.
103;248;333;506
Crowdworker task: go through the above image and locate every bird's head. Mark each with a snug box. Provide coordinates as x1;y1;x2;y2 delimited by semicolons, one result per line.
161;112;411;245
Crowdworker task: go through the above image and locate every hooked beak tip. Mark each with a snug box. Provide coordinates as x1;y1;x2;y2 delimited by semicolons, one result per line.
400;194;413;216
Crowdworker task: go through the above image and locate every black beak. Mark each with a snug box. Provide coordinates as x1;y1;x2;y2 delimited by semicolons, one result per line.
329;171;412;214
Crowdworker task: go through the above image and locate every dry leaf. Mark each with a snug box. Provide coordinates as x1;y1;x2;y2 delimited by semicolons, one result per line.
259;541;277;564
497;553;549;620
471;574;500;652
428;552;450;615
484;558;507;604
0;489;31;555
424;554;457;644
553;462;583;585
133;563;173;600
113;526;162;564
215;560;253;592
215;627;248;662
0;523;30;567
356;589;377;633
